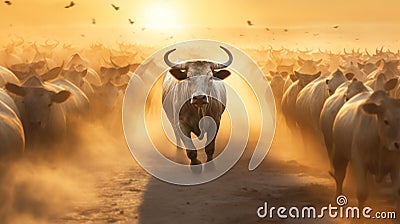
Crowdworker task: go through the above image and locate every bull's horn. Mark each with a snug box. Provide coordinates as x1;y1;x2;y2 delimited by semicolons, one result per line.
45;39;59;49
213;46;233;69
365;48;371;57
34;41;40;53
163;49;186;69
110;56;120;67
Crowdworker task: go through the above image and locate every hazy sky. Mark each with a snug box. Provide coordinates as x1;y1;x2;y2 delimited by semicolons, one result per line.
1;0;400;27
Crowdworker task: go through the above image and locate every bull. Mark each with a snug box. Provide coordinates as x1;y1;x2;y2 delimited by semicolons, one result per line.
162;46;232;165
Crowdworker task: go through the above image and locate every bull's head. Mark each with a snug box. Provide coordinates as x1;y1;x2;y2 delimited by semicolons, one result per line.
5;78;70;129
164;46;233;107
362;91;400;152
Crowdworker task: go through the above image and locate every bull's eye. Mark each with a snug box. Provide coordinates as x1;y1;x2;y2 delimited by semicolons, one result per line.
48;103;52;107
384;120;390;126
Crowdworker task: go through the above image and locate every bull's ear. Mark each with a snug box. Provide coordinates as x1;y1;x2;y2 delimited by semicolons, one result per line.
13;71;29;80
51;90;71;103
80;69;88;77
384;78;398;91
5;83;25;96
169;68;187;80
118;65;130;75
313;71;322;79
290;74;298;82
345;73;355;80
213;70;230;80
10;63;29;72
32;61;46;69
362;102;383;115
42;66;62;81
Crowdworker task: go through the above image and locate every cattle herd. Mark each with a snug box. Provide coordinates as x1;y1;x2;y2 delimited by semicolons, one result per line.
1;40;400;212
0;40;140;157
266;47;400;211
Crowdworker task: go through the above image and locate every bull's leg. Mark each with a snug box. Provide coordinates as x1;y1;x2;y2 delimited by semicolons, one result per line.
331;151;348;197
185;150;200;165
172;125;183;150
180;124;201;165
205;121;220;162
389;168;400;213
205;139;216;162
352;158;368;207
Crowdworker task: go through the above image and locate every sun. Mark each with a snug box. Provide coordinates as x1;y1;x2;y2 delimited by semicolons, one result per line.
141;3;181;30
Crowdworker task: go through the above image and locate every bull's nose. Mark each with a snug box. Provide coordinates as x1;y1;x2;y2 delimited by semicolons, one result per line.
193;95;207;101
191;95;209;106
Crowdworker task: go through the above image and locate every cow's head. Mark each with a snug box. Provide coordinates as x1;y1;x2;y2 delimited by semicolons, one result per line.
62;69;88;88
100;65;130;84
164;46;232;107
5;78;70;129
325;69;351;95
293;71;321;88
362;91;400;152
345;79;368;101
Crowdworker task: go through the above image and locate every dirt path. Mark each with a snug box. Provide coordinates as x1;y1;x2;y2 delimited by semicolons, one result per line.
8;123;395;224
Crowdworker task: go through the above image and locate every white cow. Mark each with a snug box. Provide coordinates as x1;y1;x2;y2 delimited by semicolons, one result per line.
281;71;321;128
5;76;70;147
296;70;350;135
332;91;400;209
0;66;20;88
320;79;370;158
0;91;24;156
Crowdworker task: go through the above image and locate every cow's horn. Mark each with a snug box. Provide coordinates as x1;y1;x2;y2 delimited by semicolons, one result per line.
164;48;186;69
213;46;233;69
110;56;120;67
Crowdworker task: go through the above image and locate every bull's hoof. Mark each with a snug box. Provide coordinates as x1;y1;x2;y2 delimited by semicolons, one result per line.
206;157;213;162
190;159;201;165
190;162;202;174
204;160;216;171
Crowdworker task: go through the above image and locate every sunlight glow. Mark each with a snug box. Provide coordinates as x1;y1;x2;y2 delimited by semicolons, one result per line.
142;3;182;30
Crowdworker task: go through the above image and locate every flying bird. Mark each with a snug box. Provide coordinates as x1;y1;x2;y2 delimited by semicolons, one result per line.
111;4;119;10
92;18;96;25
283;29;288;32
247;20;253;26
333;25;339;29
4;1;12;5
65;1;75;8
265;27;270;31
128;18;134;24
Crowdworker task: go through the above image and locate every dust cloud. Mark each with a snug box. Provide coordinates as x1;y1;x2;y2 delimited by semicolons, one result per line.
0;116;135;223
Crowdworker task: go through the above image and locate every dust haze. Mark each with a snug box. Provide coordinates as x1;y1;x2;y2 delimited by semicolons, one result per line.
1;4;399;220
